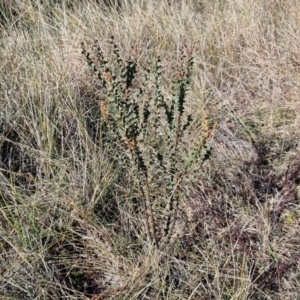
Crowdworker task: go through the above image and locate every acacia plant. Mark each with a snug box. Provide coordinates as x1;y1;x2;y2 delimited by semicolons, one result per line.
81;36;213;250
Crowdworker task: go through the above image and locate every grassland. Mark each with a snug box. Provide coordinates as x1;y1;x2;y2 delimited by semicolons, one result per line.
1;0;300;299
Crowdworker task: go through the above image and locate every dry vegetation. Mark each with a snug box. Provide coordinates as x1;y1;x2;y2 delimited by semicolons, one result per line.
1;0;300;299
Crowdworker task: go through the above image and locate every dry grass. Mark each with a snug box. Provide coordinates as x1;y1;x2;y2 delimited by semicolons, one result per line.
1;0;300;299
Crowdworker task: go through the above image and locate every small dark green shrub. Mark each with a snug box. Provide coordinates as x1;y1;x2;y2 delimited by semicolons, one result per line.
81;36;213;250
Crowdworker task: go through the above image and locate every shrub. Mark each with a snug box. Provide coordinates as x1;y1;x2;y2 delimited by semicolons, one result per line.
81;36;213;250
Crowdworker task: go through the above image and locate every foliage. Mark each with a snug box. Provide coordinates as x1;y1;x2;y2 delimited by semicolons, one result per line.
81;36;213;249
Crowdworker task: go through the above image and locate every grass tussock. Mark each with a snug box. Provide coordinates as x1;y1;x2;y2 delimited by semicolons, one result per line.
1;0;300;299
